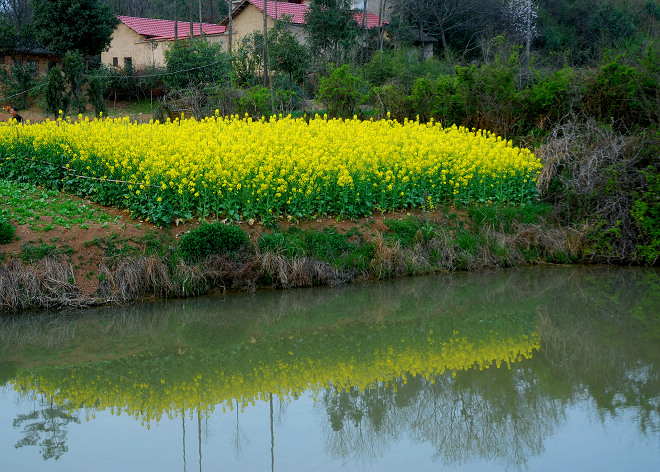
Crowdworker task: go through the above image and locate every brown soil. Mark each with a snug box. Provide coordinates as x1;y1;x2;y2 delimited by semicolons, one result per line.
1;192;459;295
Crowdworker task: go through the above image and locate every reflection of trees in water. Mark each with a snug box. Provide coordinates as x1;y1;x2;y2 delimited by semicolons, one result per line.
13;395;80;461
318;365;564;468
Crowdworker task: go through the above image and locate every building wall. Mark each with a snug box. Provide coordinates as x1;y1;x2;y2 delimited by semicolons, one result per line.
102;23;228;69
230;4;276;43
2;54;61;75
102;23;155;68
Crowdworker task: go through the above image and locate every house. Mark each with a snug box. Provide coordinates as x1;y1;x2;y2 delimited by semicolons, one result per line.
221;0;385;45
222;0;435;58
101;16;227;69
2;43;61;75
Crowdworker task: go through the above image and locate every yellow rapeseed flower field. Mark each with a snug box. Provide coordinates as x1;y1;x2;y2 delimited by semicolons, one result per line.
0;115;542;224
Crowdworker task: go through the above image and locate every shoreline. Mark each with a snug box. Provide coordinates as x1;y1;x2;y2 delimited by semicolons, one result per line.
1;207;587;312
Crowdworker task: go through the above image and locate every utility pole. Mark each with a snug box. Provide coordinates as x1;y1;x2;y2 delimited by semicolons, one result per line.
189;0;194;42
199;0;204;40
263;0;269;88
229;0;233;54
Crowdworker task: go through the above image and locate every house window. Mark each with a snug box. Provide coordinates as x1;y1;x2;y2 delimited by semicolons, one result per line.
124;57;132;68
112;57;118;67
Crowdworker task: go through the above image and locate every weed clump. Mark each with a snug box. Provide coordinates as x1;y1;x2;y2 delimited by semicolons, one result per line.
0;214;15;244
179;222;248;263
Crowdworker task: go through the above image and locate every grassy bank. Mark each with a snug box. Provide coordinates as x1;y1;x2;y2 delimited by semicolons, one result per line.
0;178;582;312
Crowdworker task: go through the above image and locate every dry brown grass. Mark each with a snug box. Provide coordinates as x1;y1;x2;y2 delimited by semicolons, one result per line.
0;257;94;311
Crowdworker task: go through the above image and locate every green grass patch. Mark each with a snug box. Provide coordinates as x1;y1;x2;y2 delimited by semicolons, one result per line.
19;241;75;263
468;203;551;232
84;233;142;260
0;179;119;231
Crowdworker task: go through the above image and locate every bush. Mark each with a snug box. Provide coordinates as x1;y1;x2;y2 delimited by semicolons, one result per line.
178;222;248;263
164;40;232;90
44;66;69;117
632;166;660;265
237;86;272;118
0;212;15;244
317;64;366;118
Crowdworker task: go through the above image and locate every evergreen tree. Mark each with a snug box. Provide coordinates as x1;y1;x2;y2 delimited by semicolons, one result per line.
44;67;69;117
31;0;118;57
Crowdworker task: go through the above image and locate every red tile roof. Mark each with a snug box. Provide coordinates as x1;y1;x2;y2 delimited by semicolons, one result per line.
118;15;226;41
246;0;385;27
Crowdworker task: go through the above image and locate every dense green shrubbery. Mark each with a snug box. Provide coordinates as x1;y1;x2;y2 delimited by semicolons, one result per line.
178;222;248;263
0;211;15;244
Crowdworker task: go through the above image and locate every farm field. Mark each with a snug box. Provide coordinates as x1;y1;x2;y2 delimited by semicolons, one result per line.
0;115;541;225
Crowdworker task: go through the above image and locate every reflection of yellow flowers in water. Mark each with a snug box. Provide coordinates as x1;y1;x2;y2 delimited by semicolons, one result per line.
12;331;540;425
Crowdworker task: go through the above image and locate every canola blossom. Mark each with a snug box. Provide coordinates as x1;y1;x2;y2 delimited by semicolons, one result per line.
12;330;540;425
0;115;541;224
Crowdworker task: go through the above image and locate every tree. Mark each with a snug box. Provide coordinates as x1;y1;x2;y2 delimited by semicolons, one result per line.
31;0;118;57
304;0;360;65
506;0;538;67
63;50;86;113
44;66;69;117
269;28;309;85
163;40;232;90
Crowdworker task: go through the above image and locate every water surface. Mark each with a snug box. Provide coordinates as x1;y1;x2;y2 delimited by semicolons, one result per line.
1;266;659;471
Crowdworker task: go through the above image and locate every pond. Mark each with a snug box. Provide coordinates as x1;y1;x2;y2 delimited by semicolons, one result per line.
1;266;659;471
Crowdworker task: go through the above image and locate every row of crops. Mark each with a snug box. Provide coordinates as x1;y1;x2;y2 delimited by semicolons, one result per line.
0;114;542;225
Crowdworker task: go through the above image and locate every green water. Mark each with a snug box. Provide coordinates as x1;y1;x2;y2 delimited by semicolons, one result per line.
0;266;659;471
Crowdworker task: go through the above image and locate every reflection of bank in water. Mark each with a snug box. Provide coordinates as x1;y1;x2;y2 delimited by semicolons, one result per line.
10;312;540;424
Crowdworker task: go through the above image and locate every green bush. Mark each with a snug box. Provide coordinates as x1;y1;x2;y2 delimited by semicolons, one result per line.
178;222;248;263
237;86;272;118
633;167;660;265
0;213;15;244
317;64;366;118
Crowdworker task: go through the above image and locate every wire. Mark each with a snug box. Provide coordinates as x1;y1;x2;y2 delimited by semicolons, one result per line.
0;57;228;103
86;58;229;80
0;82;46;103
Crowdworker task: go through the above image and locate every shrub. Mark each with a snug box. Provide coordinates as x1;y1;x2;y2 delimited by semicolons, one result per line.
237;86;272;118
317;64;366;118
632;166;660;265
0;214;15;244
44;66;69;117
178;222;248;263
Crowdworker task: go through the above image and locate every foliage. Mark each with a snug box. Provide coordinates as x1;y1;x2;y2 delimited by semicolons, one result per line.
178;222;248;263
164;40;232;90
269;28;310;84
304;0;360;65
63;50;86;114
44;66;69;117
536;118;653;262
31;0;119;57
237;86;272;118
0;211;15;244
232;31;264;87
86;72;107;116
0;61;38;110
317;64;367;118
632;165;660;265
259;227;353;263
0;179;118;231
0;115;541;225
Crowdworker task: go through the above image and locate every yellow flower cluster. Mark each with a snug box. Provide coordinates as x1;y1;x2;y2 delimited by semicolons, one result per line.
12;330;540;425
0;115;541;223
